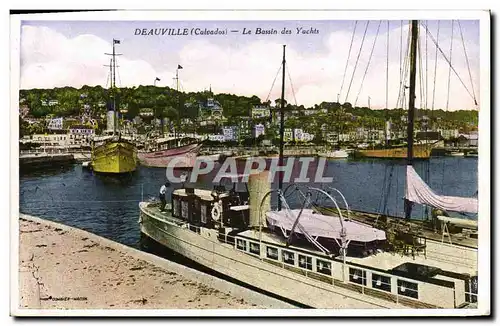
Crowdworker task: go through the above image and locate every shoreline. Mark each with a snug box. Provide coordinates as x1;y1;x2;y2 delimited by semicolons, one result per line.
15;214;295;315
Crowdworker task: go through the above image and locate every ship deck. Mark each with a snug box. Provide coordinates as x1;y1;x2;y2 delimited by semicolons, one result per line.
141;203;477;277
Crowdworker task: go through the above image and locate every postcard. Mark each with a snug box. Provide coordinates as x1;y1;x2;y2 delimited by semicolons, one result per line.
10;9;490;317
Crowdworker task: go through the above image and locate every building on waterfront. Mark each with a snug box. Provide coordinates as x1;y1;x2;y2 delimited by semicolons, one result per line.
47;117;64;130
438;128;460;140
415;131;444;146
251;106;271;119
457;132;478;147
222;126;238;142
253;123;265;138
284;128;293;142
208;134;225;142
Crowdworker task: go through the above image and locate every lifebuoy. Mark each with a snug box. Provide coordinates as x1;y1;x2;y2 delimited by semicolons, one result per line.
211;203;221;221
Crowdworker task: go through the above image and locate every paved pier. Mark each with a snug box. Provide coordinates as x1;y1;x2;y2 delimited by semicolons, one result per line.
15;214;295;315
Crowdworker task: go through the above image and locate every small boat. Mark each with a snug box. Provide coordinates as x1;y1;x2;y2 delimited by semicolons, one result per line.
465;150;478;157
318;150;349;159
138;137;201;168
447;151;465;157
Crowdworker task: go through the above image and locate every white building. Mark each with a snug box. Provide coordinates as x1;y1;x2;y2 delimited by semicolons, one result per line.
253;123;265;138
208;134;225;142
222;126;237;142
251;106;271;119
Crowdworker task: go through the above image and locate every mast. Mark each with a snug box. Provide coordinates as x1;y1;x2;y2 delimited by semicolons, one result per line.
278;45;286;211
404;20;418;220
105;39;121;136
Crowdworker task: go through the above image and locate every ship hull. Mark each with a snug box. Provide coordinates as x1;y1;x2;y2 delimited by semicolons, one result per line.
138;143;201;168
91;140;137;173
138;210;397;309
355;144;433;159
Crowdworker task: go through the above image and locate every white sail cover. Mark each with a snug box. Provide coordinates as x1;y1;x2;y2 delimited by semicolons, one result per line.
405;166;478;214
266;209;386;243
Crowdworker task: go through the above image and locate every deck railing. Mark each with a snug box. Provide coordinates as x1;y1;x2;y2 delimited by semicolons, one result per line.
142;205;466;309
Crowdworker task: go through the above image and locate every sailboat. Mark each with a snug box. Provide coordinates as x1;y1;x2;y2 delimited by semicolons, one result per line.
138;27;478;309
137;65;201;168
91;39;138;174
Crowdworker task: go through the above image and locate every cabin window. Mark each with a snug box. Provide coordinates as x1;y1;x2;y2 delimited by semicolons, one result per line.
372;273;391;292
349;268;367;286
282;250;295;265
465;276;478;303
236;239;247;251
298;254;312;270
397;279;419;299
266;246;279;260
181;201;188;219
249;242;260;255
200;204;207;224
316;259;332;275
173;199;180;217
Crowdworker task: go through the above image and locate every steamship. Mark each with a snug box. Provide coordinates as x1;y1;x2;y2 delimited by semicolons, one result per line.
138;26;479;309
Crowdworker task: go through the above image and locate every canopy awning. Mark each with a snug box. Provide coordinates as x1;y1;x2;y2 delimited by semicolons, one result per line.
266;209;386;243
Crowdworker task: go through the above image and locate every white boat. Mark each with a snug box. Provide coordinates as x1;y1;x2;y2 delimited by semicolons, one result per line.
447;151;465;157
318;150;349;159
139;183;478;309
465;150;478;158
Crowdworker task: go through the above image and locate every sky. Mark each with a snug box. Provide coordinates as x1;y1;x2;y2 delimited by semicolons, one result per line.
19;19;480;110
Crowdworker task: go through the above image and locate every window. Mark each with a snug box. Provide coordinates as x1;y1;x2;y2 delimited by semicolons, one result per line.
200;204;207;224
298;254;312;270
397;279;418;299
372;273;391;292
349;268;367;286
249;242;260;255
173;199;180;217
266;246;279;260
236;239;247;251
282;250;295;265
181;201;188;219
316;259;332;275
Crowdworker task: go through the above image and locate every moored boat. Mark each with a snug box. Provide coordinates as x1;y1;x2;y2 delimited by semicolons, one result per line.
138;138;201;168
318;149;349;159
355;144;434;159
91;39;137;174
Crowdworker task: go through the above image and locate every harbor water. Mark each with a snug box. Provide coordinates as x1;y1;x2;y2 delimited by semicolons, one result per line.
19;157;478;248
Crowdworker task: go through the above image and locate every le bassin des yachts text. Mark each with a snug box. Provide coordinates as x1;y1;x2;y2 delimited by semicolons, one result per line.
134;26;320;36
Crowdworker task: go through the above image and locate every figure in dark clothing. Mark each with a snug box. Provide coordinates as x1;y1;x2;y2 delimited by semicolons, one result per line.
159;182;170;211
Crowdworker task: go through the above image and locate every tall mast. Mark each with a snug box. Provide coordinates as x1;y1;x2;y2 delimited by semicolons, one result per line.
405;20;418;220
105;39;121;136
278;45;286;211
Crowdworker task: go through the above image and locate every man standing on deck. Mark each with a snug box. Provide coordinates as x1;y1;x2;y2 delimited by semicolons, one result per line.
159;182;169;211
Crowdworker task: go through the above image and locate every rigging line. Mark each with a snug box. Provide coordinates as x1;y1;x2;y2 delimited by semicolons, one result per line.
457;20;478;106
354;21;382;107
339;20;359;101
425;20;429;111
386;20;390;111
431;21;440;110
418;32;425;112
421;21;476;103
286;63;298;106
445;20;455;111
396;24;411;109
344;21;370;103
399;20;403;98
265;64;283;103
